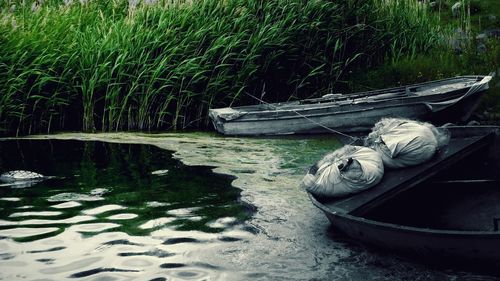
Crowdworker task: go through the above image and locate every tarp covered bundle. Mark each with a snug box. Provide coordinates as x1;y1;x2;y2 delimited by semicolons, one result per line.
364;118;450;169
301;145;384;197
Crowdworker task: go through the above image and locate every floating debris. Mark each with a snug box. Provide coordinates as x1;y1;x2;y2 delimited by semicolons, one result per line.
0;170;47;188
0;170;44;182
90;188;109;196
47;193;104;202
146;201;170;207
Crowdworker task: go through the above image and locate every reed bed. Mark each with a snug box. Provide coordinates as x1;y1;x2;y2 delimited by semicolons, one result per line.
0;0;445;135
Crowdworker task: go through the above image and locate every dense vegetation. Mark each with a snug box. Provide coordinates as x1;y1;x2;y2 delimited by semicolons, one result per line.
352;0;500;120
0;0;497;135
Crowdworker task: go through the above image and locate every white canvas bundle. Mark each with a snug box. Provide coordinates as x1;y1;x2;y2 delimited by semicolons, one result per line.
365;118;450;169
302;145;384;198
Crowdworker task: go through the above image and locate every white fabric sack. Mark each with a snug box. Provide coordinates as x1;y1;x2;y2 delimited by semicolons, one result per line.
302;145;384;198
365;118;450;169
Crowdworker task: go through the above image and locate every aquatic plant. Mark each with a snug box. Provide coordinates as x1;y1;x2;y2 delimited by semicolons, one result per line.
0;0;447;135
371;0;445;63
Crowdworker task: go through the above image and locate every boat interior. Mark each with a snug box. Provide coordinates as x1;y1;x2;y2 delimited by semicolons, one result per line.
360;134;500;232
316;127;500;233
300;76;483;104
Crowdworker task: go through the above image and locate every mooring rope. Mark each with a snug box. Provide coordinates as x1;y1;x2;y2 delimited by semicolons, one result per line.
242;92;360;142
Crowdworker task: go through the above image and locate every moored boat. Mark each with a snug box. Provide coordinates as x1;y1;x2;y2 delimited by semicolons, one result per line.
209;76;492;136
308;126;500;267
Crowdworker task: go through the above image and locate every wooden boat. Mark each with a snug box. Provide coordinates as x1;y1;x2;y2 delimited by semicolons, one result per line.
308;126;500;268
209;75;492;136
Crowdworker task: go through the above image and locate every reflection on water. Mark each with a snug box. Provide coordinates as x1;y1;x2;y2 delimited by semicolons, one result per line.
0;140;251;280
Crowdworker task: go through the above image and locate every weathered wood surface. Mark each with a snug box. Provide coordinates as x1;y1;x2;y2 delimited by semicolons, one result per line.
210;75;492;135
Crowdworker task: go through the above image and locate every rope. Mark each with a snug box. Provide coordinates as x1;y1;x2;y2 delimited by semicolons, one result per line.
237;75;491;144
243;92;360;142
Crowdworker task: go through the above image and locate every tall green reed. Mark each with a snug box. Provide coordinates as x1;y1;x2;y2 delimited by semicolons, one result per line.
0;0;446;135
371;0;446;63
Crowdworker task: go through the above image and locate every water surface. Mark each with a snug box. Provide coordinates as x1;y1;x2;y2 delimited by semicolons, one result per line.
0;140;250;280
0;133;498;280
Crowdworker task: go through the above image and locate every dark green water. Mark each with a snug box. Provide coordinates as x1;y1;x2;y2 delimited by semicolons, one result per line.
0;140;252;279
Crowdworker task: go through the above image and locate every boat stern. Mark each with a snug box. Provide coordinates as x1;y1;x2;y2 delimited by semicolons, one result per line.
208;107;250;135
208;108;227;134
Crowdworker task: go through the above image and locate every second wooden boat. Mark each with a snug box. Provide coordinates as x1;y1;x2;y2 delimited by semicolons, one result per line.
209;75;492;136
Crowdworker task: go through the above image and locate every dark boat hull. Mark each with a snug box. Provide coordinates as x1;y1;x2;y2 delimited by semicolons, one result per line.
310;193;500;265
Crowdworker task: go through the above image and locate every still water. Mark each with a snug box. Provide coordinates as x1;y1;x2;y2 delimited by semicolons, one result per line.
0;134;498;280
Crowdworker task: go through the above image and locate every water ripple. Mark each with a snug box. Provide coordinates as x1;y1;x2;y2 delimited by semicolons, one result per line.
166;268;210;280
7;215;95;226
166;207;202;217
217;236;243;242
0;227;60;238
50;201;82;209
16;205;34;209
83;204;126;215
149;278;167;281
0;253;15;260
102;239;144;246
36;258;55;264
207;217;237;228
27;246;66;253
69;223;120;233
162;237;200;245
159;263;185;268
118;249;174;258
39;257;103;275
139;217;176;230
0;197;21;202
69;267;141;278
107;213;138;220
121;258;155;267
145;201;170;208
10;211;63;218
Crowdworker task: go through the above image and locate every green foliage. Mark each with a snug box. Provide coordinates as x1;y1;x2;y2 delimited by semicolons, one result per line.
350;0;499;122
0;0;449;135
433;0;499;31
352;42;498;90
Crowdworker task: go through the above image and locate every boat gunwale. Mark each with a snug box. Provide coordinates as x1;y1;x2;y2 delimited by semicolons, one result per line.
209;76;488;122
328;75;485;100
209;75;486;115
217;91;479;123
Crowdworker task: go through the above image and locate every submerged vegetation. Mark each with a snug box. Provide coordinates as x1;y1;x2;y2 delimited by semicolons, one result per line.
0;0;497;135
